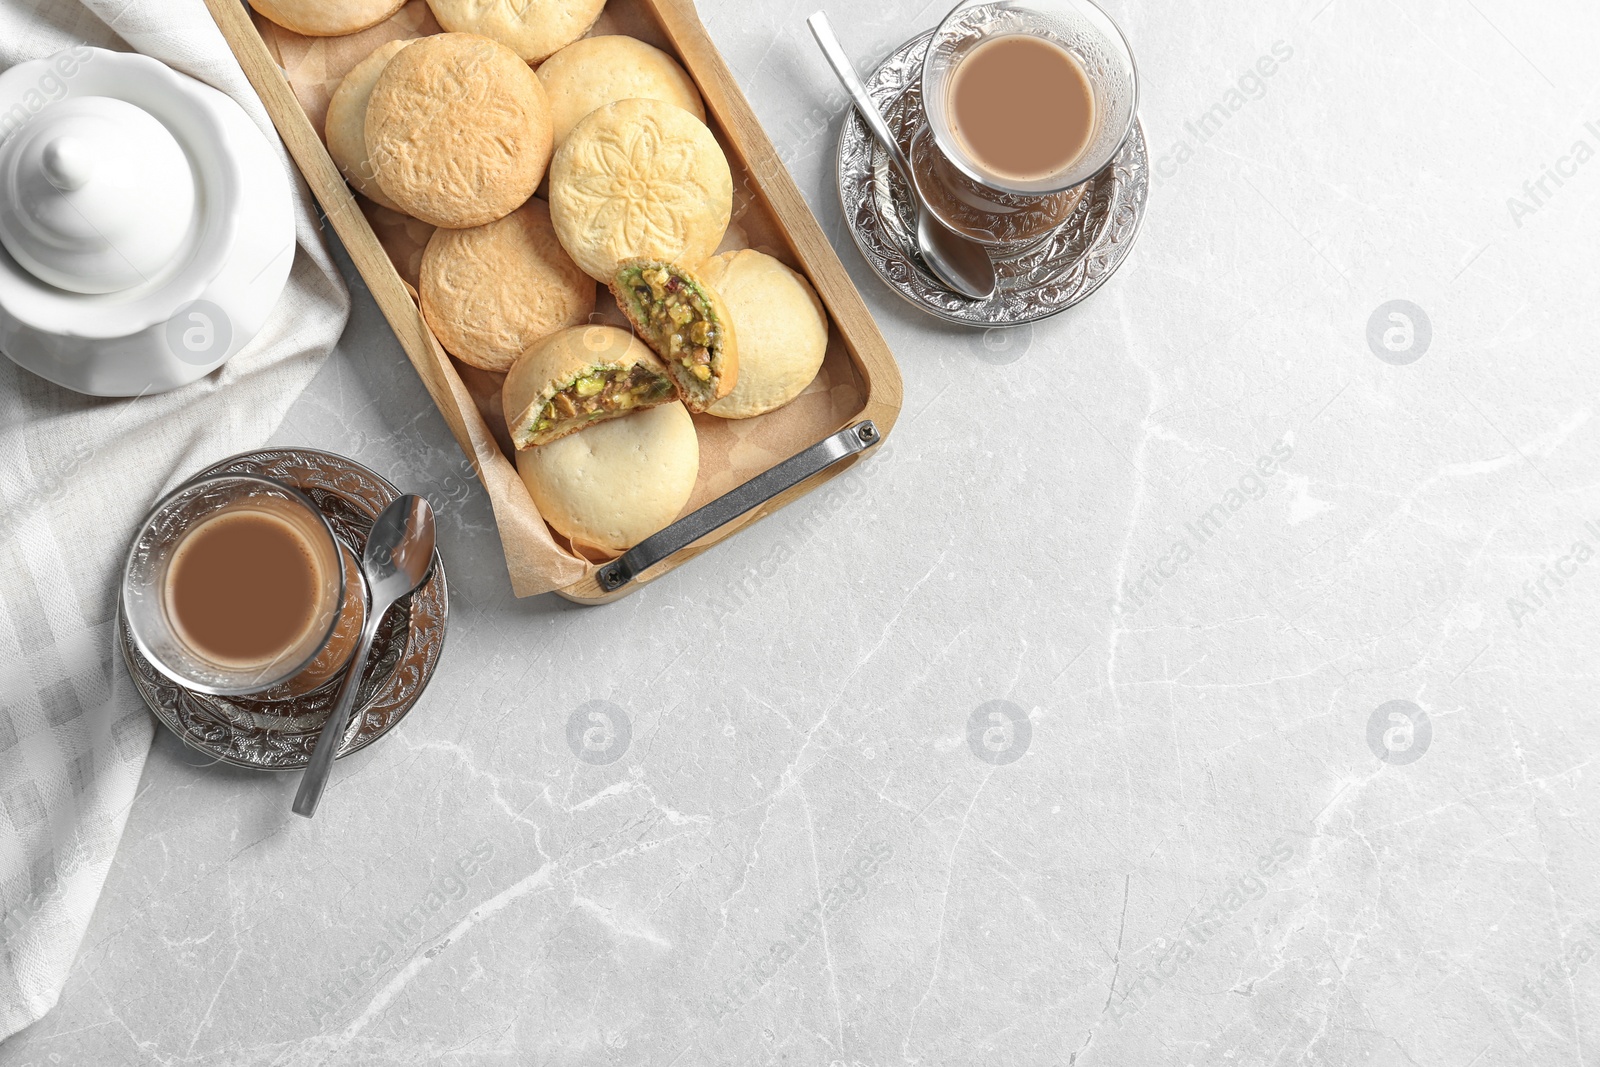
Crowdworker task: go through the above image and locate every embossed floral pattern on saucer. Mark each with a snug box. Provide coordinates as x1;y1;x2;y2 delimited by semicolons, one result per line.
119;449;448;771
835;30;1149;327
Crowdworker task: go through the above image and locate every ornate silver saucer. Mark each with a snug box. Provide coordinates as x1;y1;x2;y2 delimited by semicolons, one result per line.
835;29;1149;327
119;448;448;770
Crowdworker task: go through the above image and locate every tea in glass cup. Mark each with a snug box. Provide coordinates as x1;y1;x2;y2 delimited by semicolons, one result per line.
122;474;358;697
912;0;1138;245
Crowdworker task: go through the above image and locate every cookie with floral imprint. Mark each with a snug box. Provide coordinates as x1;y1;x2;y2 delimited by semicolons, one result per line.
548;98;732;282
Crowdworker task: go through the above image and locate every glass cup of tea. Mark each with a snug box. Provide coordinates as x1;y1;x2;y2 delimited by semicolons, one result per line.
122;474;356;697
913;0;1138;245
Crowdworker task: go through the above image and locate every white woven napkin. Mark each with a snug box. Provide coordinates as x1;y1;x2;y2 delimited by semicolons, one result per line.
0;0;349;1040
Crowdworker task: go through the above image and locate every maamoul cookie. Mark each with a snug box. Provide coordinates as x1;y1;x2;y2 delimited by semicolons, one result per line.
325;39;413;212
549;98;732;282
502;326;675;449
250;0;406;36
420;199;595;371
610;259;737;413
516;401;700;555
366;32;553;228
698;250;828;419
424;0;605;62
536;36;705;146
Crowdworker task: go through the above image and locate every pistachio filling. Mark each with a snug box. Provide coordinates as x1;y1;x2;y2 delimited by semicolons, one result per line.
529;362;674;437
623;265;719;387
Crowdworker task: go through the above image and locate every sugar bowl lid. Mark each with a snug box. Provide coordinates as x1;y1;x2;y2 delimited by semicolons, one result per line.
0;95;197;295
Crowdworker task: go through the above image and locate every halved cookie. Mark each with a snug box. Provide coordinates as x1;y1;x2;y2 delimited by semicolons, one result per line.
502;326;677;449
515;401;700;555
699;250;829;419
610;259;738;413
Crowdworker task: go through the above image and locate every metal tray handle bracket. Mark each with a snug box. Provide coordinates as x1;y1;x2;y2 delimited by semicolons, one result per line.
596;420;881;593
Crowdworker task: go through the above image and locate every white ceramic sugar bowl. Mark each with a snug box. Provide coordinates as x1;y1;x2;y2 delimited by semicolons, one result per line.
0;47;294;396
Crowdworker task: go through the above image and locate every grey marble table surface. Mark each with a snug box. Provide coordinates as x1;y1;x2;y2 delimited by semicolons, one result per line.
6;0;1600;1064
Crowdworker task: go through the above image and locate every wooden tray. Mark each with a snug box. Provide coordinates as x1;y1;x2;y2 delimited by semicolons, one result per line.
201;0;902;603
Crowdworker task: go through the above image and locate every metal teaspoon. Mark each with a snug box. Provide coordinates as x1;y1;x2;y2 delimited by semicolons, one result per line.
808;11;997;301
293;494;436;818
